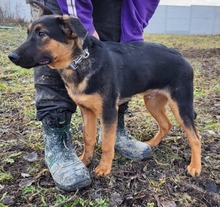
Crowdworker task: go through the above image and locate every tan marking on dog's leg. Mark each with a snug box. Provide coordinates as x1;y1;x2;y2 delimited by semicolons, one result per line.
95;120;117;176
80;106;97;166
144;94;172;147
169;100;201;176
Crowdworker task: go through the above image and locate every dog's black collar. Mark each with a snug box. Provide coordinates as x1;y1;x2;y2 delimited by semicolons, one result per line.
70;48;90;70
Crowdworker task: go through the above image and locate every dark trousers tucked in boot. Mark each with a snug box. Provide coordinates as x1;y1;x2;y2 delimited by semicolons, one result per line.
115;103;152;160
42;110;91;191
35;65;91;191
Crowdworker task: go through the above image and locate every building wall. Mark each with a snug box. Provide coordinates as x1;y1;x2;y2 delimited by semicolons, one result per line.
145;5;220;35
0;0;220;35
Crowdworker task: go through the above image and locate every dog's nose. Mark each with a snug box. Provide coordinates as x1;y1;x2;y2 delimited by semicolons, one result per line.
8;52;20;63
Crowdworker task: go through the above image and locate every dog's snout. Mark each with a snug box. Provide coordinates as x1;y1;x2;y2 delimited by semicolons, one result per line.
8;52;20;63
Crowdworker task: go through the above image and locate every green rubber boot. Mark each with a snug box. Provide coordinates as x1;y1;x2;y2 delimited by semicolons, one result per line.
115;111;152;160
42;111;91;191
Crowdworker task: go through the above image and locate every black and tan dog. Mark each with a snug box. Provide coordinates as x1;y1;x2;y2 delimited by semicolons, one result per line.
8;10;201;177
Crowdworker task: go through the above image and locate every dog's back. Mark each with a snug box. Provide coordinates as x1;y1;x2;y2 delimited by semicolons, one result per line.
88;38;193;99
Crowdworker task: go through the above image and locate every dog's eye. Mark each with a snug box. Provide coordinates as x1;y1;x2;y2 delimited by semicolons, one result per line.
38;31;46;37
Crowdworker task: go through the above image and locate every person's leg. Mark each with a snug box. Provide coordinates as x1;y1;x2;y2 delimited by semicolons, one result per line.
92;0;152;160
34;66;91;191
29;0;91;191
116;103;152;160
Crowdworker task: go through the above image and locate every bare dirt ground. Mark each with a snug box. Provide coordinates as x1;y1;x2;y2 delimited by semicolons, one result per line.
0;28;219;207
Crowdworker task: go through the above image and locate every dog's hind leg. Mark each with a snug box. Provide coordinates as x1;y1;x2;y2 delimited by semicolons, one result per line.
168;96;201;177
80;106;97;166
144;93;172;147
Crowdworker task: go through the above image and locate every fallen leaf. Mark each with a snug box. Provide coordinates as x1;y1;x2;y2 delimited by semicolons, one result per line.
23;152;38;162
161;200;177;207
110;192;123;206
204;181;219;193
19;178;36;188
2;196;15;205
21;173;31;178
207;130;216;135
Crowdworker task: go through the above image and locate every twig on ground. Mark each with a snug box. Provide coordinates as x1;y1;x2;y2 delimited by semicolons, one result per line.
181;181;220;204
153;194;162;207
51;189;79;207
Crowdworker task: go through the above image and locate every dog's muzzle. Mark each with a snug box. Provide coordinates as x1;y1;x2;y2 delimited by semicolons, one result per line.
8;52;20;64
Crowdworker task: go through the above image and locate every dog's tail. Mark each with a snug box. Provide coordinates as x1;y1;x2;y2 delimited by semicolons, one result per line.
194;111;197;120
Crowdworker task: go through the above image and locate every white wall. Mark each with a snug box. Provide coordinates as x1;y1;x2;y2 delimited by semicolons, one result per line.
0;0;219;35
145;5;220;35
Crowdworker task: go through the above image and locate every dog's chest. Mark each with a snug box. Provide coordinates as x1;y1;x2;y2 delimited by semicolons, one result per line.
61;76;103;115
67;87;103;115
60;70;103;114
59;68;88;94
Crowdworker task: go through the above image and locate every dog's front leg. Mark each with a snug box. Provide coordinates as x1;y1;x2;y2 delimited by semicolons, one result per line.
80;106;97;166
95;108;117;176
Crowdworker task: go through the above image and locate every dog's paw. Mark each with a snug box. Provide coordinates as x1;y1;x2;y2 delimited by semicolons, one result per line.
187;164;201;177
145;138;162;147
80;154;93;166
145;140;157;147
94;163;111;176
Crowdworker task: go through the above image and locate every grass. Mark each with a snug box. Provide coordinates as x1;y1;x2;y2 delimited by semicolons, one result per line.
0;172;13;183
0;27;220;206
144;34;220;50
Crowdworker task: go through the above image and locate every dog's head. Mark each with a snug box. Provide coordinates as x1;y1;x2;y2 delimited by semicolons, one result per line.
8;4;88;69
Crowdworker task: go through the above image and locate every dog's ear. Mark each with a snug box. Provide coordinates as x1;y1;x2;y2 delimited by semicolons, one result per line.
58;15;88;39
29;0;54;16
